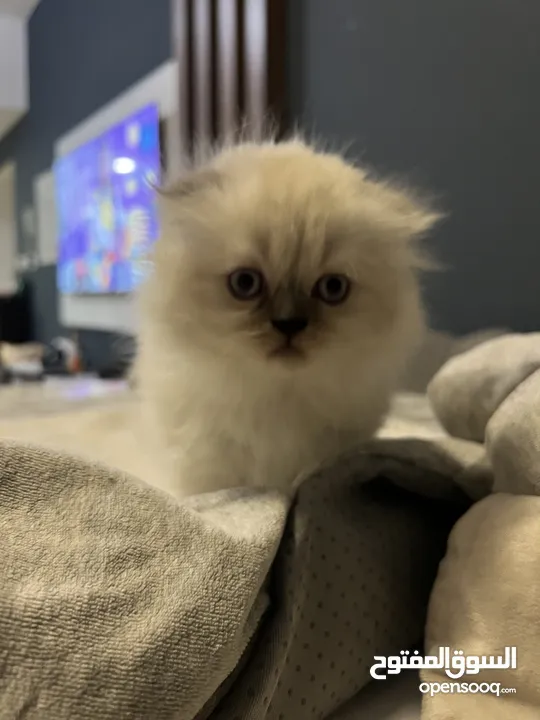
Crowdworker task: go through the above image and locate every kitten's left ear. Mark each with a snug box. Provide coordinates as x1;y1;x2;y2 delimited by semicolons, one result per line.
371;180;443;241
360;177;444;270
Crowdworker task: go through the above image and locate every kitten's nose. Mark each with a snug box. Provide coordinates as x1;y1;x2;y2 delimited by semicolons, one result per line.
271;317;308;338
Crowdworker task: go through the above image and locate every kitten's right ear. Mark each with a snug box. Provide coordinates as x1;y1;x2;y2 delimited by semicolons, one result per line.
158;169;222;201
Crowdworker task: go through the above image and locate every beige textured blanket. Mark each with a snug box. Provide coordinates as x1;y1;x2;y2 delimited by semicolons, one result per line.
0;334;539;719
421;334;540;719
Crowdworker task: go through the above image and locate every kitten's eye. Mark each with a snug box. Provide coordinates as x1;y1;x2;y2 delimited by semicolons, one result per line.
227;268;264;300
313;274;350;305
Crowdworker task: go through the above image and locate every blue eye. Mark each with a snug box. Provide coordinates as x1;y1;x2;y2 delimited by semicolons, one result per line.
227;268;265;300
313;274;350;305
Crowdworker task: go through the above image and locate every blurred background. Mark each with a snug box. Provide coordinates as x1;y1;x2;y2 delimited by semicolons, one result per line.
0;0;539;378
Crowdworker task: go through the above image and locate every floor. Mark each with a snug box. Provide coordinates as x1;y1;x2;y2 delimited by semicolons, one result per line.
0;375;130;420
0;375;443;438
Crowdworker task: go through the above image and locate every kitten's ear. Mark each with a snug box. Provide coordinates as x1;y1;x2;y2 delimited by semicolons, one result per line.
396;196;442;240
360;177;444;270
370;180;443;241
158;168;223;201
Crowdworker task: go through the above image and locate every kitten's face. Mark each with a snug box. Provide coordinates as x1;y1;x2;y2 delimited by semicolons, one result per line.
147;142;437;373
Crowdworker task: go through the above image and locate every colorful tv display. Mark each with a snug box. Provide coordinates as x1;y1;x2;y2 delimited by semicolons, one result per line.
55;103;161;294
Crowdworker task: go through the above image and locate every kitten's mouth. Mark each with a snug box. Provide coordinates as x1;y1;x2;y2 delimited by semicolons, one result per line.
269;344;305;361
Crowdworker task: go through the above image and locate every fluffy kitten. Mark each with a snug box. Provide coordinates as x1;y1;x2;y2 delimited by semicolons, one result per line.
136;139;439;499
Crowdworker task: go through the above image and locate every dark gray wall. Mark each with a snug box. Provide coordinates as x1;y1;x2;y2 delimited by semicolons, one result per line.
289;0;540;333
0;0;171;347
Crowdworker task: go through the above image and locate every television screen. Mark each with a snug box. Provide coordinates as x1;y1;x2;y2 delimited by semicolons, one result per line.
55;103;161;294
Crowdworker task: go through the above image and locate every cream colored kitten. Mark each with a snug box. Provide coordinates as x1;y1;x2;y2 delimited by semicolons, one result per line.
136;139;439;499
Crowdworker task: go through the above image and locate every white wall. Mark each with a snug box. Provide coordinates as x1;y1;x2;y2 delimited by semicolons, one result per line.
0;162;17;296
42;59;181;333
0;0;38;139
0;0;40;18
34;171;56;265
0;13;28;139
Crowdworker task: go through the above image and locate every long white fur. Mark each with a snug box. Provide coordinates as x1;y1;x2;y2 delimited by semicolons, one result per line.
135;139;439;499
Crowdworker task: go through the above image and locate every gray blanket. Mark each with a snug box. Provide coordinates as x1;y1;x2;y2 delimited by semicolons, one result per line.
1;333;539;719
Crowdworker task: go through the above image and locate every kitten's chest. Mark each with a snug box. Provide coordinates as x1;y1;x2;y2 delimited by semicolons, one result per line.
229;389;345;488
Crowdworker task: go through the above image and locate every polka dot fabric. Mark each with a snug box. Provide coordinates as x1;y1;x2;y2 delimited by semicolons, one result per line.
210;456;464;719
